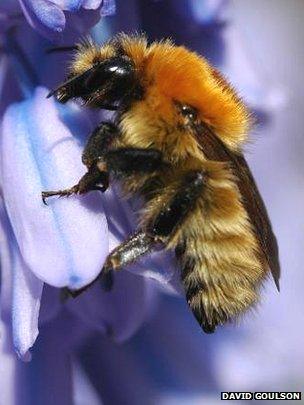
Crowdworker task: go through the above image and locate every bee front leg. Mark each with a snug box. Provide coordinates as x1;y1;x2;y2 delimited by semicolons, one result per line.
41;122;119;205
41;165;109;205
81;122;119;168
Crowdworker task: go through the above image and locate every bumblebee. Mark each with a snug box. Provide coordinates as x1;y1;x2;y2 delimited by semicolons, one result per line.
43;34;280;333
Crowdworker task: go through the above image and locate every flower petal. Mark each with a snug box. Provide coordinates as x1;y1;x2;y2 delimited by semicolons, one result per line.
0;199;43;359
16;314;76;404
99;0;116;16
0;199;13;323
18;0;114;39
63;7;103;37
82;0;103;10
0;321;16;403
1;87;109;289
67;270;157;342
51;0;83;12
51;0;104;11
37;285;63;325
11;247;43;360
19;0;66;38
51;0;107;11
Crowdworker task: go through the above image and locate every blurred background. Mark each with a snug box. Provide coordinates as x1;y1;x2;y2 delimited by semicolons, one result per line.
0;1;303;404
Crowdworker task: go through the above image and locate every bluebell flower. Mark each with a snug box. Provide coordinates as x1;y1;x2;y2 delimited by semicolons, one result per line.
1;0;115;40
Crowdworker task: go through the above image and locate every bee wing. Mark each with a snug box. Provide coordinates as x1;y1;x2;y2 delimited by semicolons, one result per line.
197;125;280;290
233;151;280;290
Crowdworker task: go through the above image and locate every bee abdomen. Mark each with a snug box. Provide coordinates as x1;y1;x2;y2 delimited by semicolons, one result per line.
185;280;219;334
177;242;261;334
181;270;219;334
176;245;216;333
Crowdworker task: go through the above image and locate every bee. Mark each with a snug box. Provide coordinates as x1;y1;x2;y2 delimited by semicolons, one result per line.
42;34;280;333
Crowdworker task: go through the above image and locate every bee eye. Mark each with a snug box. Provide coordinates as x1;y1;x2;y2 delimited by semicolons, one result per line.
180;104;198;121
84;56;135;92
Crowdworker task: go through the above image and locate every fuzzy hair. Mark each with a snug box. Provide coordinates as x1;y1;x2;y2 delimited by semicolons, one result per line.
69;34;278;331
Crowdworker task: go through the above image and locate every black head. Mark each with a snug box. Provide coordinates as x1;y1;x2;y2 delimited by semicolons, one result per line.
47;54;139;110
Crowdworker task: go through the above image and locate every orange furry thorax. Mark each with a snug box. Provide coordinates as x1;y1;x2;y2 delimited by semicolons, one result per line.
72;34;251;154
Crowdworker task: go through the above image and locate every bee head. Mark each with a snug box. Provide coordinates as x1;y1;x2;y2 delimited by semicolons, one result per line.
47;37;141;109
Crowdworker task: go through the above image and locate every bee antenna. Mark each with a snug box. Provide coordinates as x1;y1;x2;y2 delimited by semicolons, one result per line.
45;46;78;54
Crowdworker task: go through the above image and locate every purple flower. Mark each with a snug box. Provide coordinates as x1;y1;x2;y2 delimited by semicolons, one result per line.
0;0;115;40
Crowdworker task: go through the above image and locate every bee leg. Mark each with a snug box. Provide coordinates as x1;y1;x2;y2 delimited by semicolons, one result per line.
41;166;108;205
150;171;205;238
41;122;119;205
102;230;157;272
67;231;157;297
104;147;166;175
148;171;216;333
94;170;204;290
82;122;119;168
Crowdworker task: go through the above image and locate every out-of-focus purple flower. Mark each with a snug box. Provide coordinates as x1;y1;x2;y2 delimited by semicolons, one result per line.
0;0;116;40
135;0;227;65
0;11;22;34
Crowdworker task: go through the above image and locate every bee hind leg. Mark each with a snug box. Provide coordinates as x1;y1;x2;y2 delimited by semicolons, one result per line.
66;230;158;297
149;170;205;238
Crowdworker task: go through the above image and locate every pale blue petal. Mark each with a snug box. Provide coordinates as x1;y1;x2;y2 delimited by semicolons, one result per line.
16;313;76;404
82;0;103;10
0;199;13;323
0;321;16;403
0;199;43;360
19;0;66;36
12;248;43;360
18;0;113;38
51;0;105;11
100;0;116;16
1;87;109;289
51;0;83;11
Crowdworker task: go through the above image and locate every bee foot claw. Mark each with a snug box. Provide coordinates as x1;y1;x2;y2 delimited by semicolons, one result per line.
41;186;79;204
